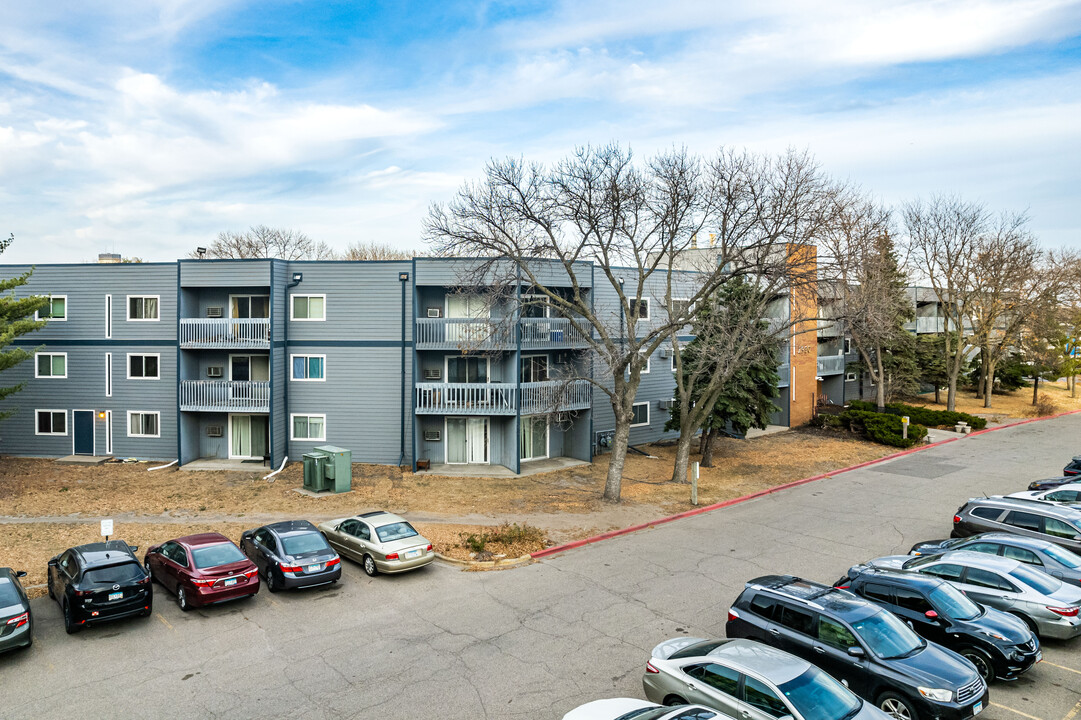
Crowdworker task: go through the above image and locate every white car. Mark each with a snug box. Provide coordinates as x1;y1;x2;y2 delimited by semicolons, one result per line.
1008;483;1081;505
563;698;724;720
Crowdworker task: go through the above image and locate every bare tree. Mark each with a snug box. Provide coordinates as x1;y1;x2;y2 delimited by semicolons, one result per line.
338;241;418;261
193;225;335;260
426;144;827;502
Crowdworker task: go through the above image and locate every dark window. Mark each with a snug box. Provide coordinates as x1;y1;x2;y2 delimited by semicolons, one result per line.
894;587;933;613
861;583;893;604
190;543;246;569
921;563;964;581
1045;518;1080;540
1004;511;1044;532
446;356;488;383
685;663;740;698
961;542;1003;556
1046;490;1081;503
670;641;727;660
281;533;331;555
84;562;145;585
743;676;790;718
0;578;22;607
817;616;858;650
631;297;649;319
776;603;816;636
631;402;649;427
964;568;1016;592
971;507;1004;521
668;711;717;720
375;522;418;543
1002;546;1042;565
358;523;371;541
128;354;159;379
339;520;358;536
750;594;778;619
58;552;76;576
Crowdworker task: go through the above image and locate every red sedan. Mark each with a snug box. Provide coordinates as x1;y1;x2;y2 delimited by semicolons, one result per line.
144;533;259;611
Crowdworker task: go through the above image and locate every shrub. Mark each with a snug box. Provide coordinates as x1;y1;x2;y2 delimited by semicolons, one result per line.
847;399;986;430
487;522;546;546
463;534;487;553
1030;393;1059;417
839;409;927;448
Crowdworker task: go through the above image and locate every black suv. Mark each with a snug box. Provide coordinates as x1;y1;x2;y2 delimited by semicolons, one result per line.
726;575;987;720
837;566;1039;682
1065;457;1081;478
47;540;153;634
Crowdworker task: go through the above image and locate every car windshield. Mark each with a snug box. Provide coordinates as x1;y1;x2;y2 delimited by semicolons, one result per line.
1008;564;1062;595
375;522;419;543
902;555;940;570
0;579;22;607
281;532;331;556
1043;544;1081;569
84;562;145;585
617;708;682;720
850;610;925;659
928;583;981;621
778;667;861;720
190;543;247;569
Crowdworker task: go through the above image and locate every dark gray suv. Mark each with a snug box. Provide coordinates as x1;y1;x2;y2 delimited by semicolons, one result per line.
952;496;1081;553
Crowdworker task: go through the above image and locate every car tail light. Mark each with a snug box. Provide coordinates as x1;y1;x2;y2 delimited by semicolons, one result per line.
244;569;258;579
836;584;850;590
280;564;302;573
727;608;740;622
138;576;151;584
5;612;28;629
75;589;95;597
326;557;341;568
191;578;215;588
385;553;400;561
1046;606;1080;617
953;515;962;524
646;661;660;674
426;544;433;551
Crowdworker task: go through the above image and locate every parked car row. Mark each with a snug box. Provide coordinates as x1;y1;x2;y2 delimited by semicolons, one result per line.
566;459;1081;720
0;511;435;650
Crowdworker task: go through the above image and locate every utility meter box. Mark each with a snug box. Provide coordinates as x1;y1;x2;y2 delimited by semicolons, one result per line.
302;453;330;492
314;445;352;493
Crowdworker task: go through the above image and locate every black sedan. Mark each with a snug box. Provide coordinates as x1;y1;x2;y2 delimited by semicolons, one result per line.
1028;476;1077;491
47;540;152;634
1065;457;1081;478
240;520;341;592
909;532;1081;588
0;568;32;654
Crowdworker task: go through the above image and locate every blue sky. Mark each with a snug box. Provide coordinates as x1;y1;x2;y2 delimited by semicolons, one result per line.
1;0;1079;262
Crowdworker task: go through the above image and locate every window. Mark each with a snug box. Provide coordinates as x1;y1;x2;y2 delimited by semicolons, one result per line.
671;298;692;320
127;411;160;438
776;603;816;636
127;353;160;379
127;295;159;321
631;297;649;320
685;663;739;698
817;616;858;650
291;414;326;441
291;294;326;321
861;583;893;604
35;410;67;436
971;506;1004;521
964;568;1016;592
1004;510;1043;532
1045;518;1080;540
447;356;489;383
845;372;857;382
520;355;549;383
843;337;852;354
1046;490;1081;503
375;522;419;543
37;295;67;321
921;563;964;581
750;594;778;619
671;352;679;372
631;402;650;427
105;353;112;397
1002;545;1042;565
960;541;1003;556
35;352;67;378
105;294;112;338
743;676;789;718
640;350;651;374
291;355;326;381
894;587;933;614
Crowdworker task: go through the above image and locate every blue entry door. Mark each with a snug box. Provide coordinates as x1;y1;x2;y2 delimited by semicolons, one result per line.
73;411;94;455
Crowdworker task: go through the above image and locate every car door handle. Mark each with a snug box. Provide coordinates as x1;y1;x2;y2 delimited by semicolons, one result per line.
767;628;780;636
687;683;697;691
814;646;825;654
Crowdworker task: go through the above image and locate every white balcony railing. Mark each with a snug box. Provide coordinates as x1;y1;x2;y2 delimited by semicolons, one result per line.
415;318;514;350
180;318;270;349
520;318;590;349
521;380;592;415
415;383;516;415
180;380;270;412
816;355;846;376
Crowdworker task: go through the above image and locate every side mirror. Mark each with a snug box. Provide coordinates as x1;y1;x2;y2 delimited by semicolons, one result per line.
847;646;865;657
15;571;26;578
924;610;939;620
129;545;139;553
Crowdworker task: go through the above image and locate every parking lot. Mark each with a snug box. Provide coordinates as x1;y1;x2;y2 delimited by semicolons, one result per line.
2;414;1080;719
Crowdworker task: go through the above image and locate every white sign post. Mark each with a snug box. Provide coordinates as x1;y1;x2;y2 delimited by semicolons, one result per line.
691;462;699;506
100;518;113;540
901;416;910;440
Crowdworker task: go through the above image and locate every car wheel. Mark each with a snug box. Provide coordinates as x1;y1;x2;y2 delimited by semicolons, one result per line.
265;569;279;593
177;587;190;612
878;692;918;720
62;600;79;635
960;647;995;683
363;555;378;577
662;695;688;707
1010;612;1040;638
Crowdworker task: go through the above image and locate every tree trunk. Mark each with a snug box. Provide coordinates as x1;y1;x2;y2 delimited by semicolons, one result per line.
934;385;941;404
602;417;631;502
983;365;995;409
875;351;886;412
1071;374;1077;398
975;361;984;400
947;373;957;412
701;428;718;467
1032;374;1040;405
671;428;694;484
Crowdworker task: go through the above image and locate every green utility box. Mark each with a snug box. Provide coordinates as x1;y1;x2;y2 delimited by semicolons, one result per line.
302;453;330;492
314;445;353;493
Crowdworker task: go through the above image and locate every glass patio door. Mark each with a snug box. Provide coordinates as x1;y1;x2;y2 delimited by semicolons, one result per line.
520;416;549;461
446;417;489;464
230;415;268;459
446;294;488;343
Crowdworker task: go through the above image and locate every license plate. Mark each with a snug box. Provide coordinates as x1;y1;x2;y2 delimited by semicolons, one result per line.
108;591;123;601
1035;651;1042;662
404;549;422;559
306;564;322;573
973;702;983;716
224;578;237;587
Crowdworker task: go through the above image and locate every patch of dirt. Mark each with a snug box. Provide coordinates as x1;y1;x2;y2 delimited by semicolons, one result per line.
415;522;548;562
907;381;1081;422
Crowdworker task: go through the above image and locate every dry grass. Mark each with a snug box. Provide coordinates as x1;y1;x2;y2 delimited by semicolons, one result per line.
908;380;1081;422
417;522;548;562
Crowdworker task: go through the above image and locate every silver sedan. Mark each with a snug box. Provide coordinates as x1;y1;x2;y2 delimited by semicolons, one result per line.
318;511;435;577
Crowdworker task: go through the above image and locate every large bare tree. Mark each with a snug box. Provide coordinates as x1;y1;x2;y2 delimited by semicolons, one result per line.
193;225;335;260
425;144;826;501
338;241;417;260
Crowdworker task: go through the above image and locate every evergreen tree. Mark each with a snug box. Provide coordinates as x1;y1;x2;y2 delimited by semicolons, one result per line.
915;334;950;404
0;234;49;422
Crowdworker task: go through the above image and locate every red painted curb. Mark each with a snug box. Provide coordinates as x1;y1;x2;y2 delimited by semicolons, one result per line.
530;408;1081;561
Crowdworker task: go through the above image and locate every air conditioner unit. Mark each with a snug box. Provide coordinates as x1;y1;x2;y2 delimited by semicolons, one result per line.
206;306;223;318
423;429;441;441
423;368;442;380
206;425;223;437
427;307;442;318
206;366;224;378
658;399;674;410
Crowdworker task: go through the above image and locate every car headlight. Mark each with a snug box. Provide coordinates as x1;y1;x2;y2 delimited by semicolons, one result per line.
918;687;954;703
979;630;1008;641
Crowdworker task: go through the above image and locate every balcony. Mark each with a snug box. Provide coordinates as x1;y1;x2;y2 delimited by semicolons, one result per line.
520;318;590;349
521;380;592;415
415;383;516;415
180;318;270;349
817;318;842;338
180;380;270;412
816;355;846;376
415;318;513;351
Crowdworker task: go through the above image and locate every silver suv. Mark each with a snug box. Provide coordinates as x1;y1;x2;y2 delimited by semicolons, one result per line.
952;496;1081;553
867;550;1081;639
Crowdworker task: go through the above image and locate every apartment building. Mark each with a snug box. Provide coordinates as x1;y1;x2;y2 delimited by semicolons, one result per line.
0;256;819;474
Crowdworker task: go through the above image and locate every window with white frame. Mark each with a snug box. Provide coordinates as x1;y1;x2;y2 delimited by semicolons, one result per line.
631;297;650;320
671;352;679;372
36;352;67;378
127;353;160;379
291;295;326;321
291;414;326;441
291;355;326;381
128;411;160;438
640;349;651;374
104;295;112;338
843;337;852;354
631;402;650;427
36;296;67;321
671;298;691;320
846;371;857;382
127;295;159;321
35;410;67;435
105;353;112;397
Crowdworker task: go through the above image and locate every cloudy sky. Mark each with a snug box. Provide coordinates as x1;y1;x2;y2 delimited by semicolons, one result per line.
1;0;1079;263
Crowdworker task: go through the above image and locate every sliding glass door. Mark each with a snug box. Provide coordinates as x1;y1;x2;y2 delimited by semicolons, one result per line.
445;417;489;464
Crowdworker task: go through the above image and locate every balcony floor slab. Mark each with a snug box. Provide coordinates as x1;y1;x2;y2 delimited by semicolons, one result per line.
180;458;270;472
415;456;588;478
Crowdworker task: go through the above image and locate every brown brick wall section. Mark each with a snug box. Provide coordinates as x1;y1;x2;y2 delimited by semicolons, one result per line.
786;243;819;427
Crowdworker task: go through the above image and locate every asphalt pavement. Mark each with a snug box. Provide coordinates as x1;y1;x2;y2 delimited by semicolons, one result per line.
2;415;1080;720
